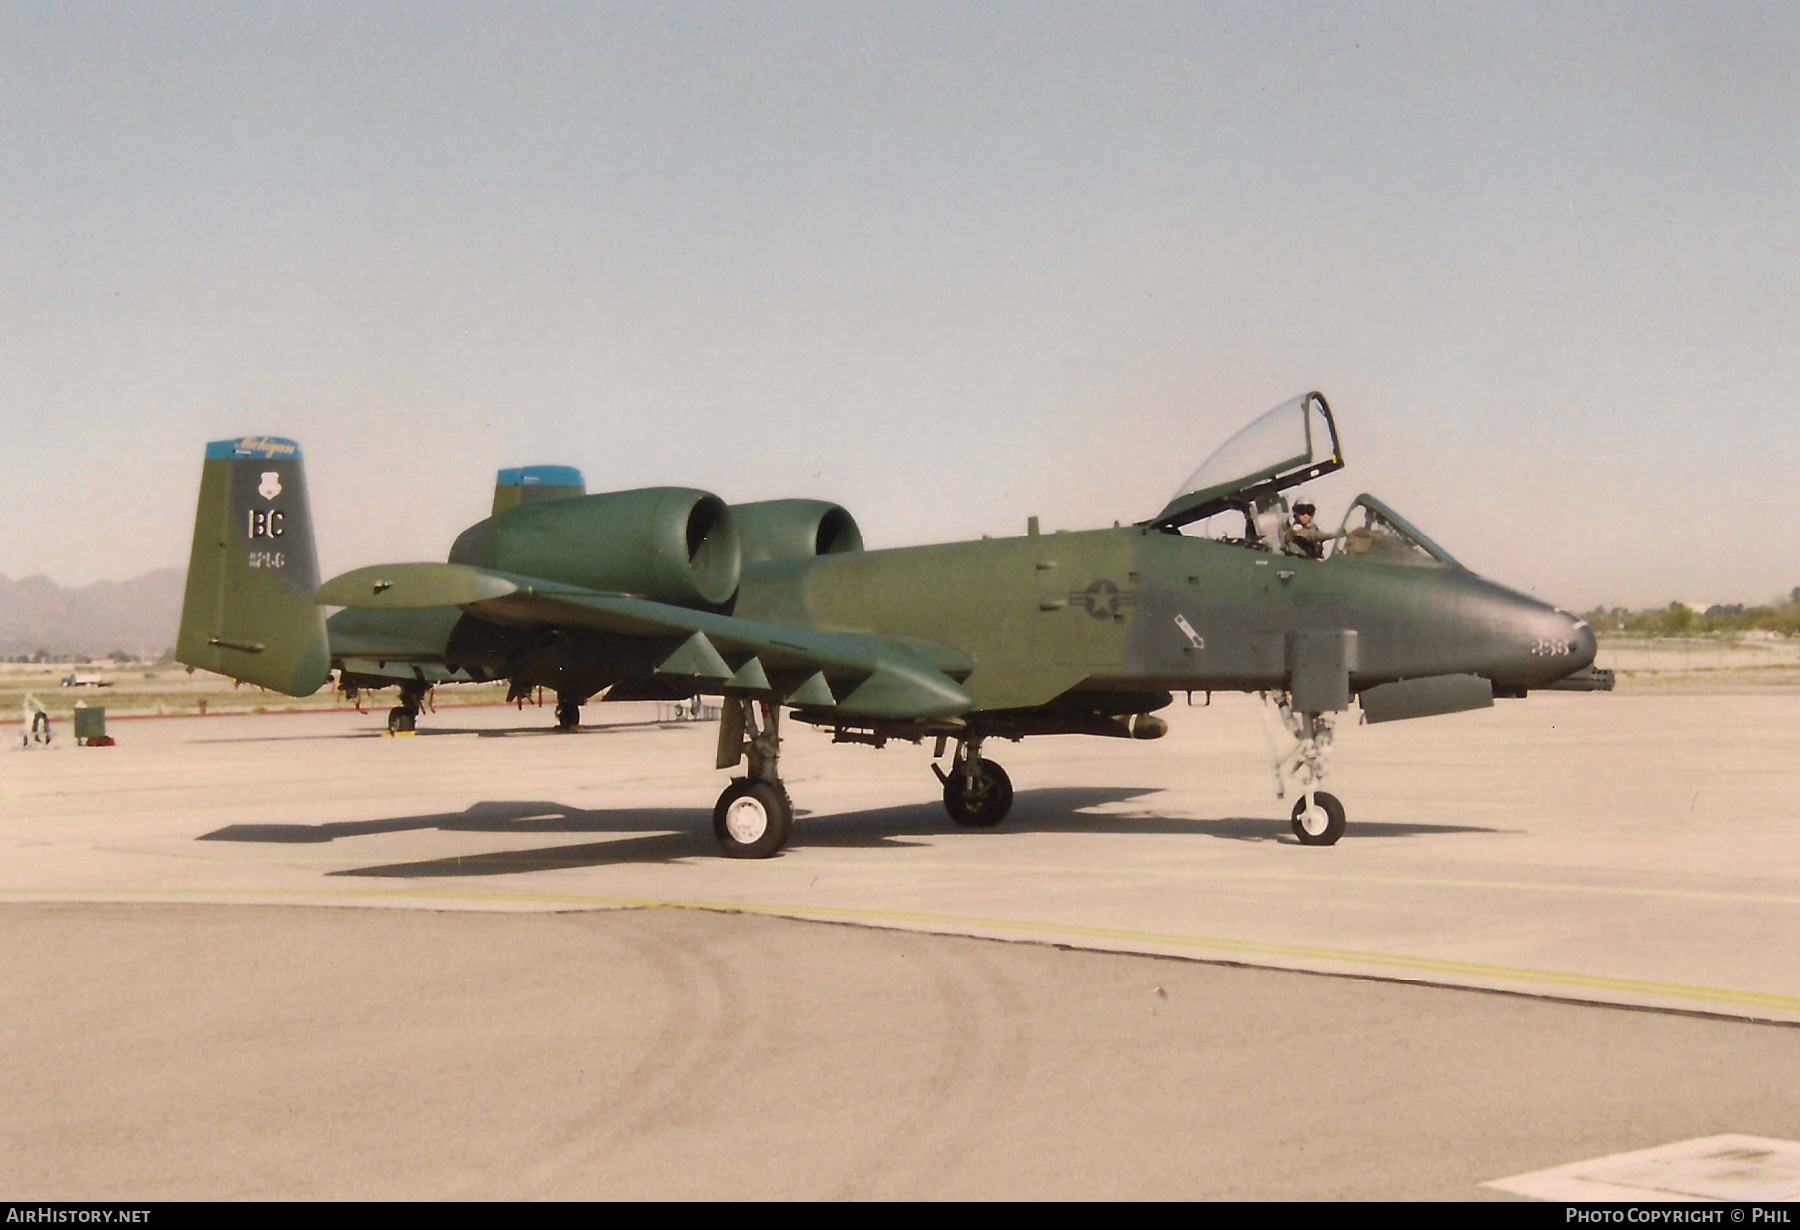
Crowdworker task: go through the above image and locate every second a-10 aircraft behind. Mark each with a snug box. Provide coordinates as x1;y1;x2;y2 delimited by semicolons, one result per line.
177;393;1608;857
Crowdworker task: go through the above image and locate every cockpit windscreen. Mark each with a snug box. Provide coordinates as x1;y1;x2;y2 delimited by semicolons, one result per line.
1330;496;1461;568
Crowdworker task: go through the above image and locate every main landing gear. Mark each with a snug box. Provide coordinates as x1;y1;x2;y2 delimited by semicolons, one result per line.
554;693;584;731
387;683;427;734
1265;694;1347;846
934;736;1014;827
712;698;792;858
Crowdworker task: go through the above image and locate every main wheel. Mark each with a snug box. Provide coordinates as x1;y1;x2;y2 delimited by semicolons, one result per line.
387;706;416;733
943;760;1014;827
713;779;794;859
1290;791;1346;846
554;700;581;730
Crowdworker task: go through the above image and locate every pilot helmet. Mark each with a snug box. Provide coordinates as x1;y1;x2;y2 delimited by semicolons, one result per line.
1293;500;1316;516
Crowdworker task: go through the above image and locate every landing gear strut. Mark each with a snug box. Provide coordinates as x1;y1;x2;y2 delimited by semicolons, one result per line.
1264;693;1346;845
936;737;1013;827
712;698;793;858
554;694;583;731
387;683;426;734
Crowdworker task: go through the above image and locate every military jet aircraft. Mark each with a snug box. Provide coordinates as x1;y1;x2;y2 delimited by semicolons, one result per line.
177;393;1609;858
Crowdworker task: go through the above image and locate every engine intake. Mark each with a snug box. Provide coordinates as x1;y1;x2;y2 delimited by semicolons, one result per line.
733;499;864;563
449;486;741;609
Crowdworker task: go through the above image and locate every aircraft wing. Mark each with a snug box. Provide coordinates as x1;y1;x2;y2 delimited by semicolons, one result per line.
316;562;975;721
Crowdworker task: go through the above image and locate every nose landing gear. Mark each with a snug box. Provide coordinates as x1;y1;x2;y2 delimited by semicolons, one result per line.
1290;790;1346;845
1264;693;1347;846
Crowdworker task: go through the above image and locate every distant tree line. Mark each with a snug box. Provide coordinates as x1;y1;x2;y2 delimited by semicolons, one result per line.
1583;589;1800;636
0;648;176;665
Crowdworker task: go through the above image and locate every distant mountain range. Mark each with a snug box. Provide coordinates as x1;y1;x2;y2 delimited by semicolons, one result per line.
0;569;186;657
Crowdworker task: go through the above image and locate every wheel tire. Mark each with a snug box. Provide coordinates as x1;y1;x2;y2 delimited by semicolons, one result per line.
1290;791;1346;846
555;700;581;731
387;706;415;734
944;760;1014;827
713;778;794;859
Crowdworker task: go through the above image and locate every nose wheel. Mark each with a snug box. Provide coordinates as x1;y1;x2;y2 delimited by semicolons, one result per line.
1290;791;1346;845
1265;695;1350;846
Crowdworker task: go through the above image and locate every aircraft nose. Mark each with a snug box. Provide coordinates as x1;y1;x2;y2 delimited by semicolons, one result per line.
1507;602;1596;683
1460;577;1598;687
1567;612;1597;672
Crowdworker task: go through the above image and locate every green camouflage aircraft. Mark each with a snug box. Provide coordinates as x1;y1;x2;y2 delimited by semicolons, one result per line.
177;393;1609;857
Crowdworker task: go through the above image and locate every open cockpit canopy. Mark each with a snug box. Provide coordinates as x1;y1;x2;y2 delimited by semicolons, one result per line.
1147;392;1343;531
1148;393;1464;568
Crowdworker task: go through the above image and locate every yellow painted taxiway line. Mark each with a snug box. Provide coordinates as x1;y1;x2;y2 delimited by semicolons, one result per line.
3;884;1797;1016
776;858;1800;909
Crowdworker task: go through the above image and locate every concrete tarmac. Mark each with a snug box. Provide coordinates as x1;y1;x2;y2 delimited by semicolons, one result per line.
2;692;1798;1197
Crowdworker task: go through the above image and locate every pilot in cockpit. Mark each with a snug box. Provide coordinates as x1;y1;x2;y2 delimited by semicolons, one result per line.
1282;499;1331;559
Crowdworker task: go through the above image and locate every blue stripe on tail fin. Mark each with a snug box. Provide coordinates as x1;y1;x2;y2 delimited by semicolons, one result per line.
492;465;586;515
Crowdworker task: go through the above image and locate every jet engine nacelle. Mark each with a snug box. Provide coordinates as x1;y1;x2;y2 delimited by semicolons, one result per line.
732;499;864;564
448;486;741;609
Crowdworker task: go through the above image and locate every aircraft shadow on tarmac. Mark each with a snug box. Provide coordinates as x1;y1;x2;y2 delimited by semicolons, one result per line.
197;787;1503;879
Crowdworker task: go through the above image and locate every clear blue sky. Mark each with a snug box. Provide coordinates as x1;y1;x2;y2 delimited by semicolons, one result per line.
4;2;1796;608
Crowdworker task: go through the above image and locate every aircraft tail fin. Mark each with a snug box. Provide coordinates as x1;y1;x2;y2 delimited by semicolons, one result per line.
492;465;585;515
175;437;332;697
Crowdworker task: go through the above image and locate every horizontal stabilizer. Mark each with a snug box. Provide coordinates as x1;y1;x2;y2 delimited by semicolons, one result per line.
316;563;591;610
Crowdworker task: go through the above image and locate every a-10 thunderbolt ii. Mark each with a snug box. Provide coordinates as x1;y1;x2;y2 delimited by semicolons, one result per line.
177;392;1610;858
